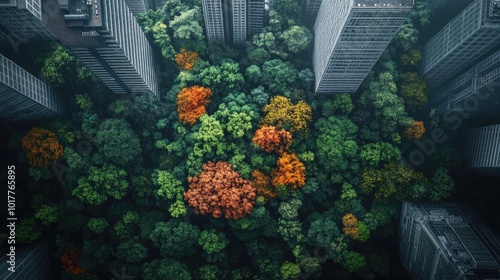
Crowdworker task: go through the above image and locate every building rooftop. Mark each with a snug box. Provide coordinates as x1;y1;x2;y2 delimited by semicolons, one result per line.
354;0;414;7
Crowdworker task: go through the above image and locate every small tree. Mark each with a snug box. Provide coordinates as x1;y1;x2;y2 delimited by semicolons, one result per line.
21;128;63;169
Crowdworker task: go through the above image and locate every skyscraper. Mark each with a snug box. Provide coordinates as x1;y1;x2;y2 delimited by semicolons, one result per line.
431;49;500;117
247;0;265;37
0;0;56;40
43;0;160;97
0;53;63;122
202;0;226;43
462;124;500;173
202;0;264;45
399;202;500;280
312;0;413;94
304;0;323;20
124;0;150;16
421;0;500;89
0;239;50;280
422;0;473;11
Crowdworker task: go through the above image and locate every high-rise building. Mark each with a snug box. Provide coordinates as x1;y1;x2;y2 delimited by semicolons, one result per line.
0;0;56;40
247;0;264;37
462;124;500;172
202;0;226;43
422;0;473;10
202;0;264;44
421;0;500;89
0;239;50;279
0;53;63;122
431;49;500;118
124;0;149;16
304;0;323;20
399;201;500;280
231;0;247;45
312;0;413;94
43;0;160;97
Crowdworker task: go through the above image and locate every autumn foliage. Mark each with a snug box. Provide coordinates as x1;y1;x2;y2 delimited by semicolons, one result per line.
261;96;312;135
405;121;425;140
271;152;306;190
342;213;359;240
184;161;256;219
175;48;201;71
252;169;277;199
60;247;86;274
177;86;213;125
21;127;63;169
252;125;292;154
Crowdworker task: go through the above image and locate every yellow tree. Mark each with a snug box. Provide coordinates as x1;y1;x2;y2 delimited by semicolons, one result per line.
271;152;306;190
342;213;359;240
174;48;202;71
405;121;425;140
260;96;312;135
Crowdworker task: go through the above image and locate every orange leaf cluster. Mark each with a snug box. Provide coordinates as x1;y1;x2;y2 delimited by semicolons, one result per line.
174;48;201;71
21;127;63;169
405;121;425;140
177;86;213;125
184;161;256;219
60;247;86;274
251;169;277;199
342;213;359;240
261;96;312;135
271;152;306;190
252;125;292;154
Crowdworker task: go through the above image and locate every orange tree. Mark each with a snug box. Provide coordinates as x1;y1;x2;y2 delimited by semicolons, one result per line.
60;246;86;274
342;213;359;240
405;121;425;140
21;127;63;169
184;161;256;219
260;95;312;135
251;169;277;199
177;85;213;125
271;152;306;190
252;125;292;154
174;48;201;71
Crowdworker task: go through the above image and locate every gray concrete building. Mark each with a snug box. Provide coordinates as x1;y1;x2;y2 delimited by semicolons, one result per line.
422;0;500;89
247;0;264;37
423;0;474;10
124;0;150;16
0;0;56;40
462;124;500;172
44;0;160;97
304;0;323;21
0;53;63;122
0;239;50;279
313;0;413;94
431;48;500;118
202;0;264;44
400;201;500;280
202;0;226;43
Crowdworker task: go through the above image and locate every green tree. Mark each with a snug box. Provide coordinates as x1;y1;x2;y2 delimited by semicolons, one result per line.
261;59;299;96
152;170;187;218
142;259;192;280
245;65;262;84
87;218;108;234
116;238;148;263
72;163;129;205
280;261;301;279
344;251;366;272
149;221;200;258
428;167;454;201
34;204;59;226
16;217;42;244
281;25;312;54
399;72;429;113
95;119;142;166
199;61;245;92
360;142;400;167
169;7;206;53
322;93;354;117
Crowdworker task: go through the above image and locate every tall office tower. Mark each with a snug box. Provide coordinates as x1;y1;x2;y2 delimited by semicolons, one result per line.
400;201;500;280
202;0;226;43
462;124;500;173
231;0;247;44
421;0;500;89
431;49;500;117
313;0;413;94
0;53;63;122
304;0;323;20
247;0;264;37
43;0;160;97
0;239;50;279
423;0;473;10
203;0;264;44
124;0;149;16
0;0;56;40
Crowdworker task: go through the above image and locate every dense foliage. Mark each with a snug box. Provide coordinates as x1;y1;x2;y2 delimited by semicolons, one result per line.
6;0;466;279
